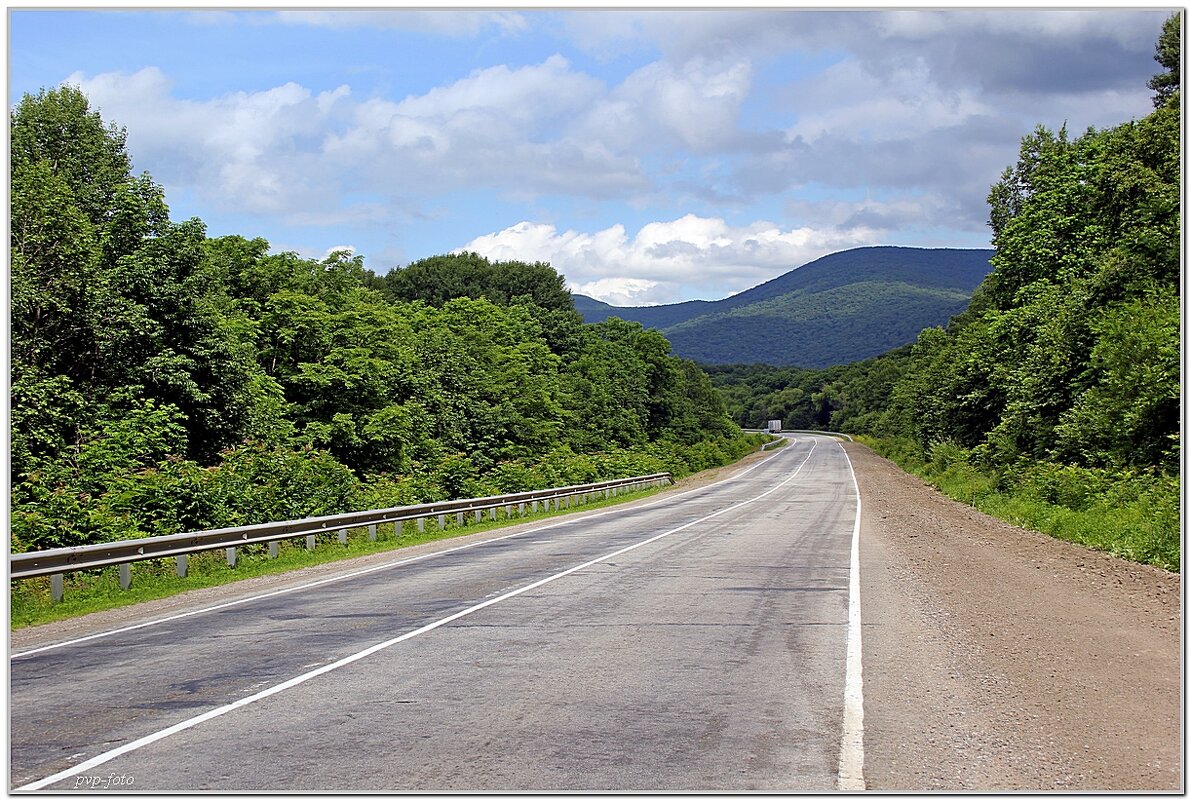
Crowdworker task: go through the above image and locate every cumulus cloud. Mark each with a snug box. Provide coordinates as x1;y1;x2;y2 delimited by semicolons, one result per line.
571;57;753;154
321;55;649;199
63;58;648;227
458;215;885;305
66;67;356;222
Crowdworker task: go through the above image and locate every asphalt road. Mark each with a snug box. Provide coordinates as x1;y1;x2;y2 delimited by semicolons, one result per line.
10;435;861;792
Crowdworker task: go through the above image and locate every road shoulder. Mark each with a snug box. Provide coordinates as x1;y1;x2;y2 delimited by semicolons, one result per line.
848;442;1181;791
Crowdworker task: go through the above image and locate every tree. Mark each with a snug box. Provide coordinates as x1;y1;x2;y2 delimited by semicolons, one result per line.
11;87;265;466
374;252;585;355
1148;12;1181;107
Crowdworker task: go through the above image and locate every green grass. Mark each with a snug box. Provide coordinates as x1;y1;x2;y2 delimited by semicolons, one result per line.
857;435;1180;573
10;484;668;630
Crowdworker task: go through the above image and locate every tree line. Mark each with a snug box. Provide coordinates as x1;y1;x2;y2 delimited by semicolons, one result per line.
10;87;761;553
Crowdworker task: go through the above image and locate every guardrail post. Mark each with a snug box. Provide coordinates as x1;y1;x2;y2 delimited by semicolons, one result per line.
519;502;526;516
119;563;132;589
50;573;63;603
369;524;378;542
415;517;424;533
456;512;464;527
268;542;279;559
505;504;512;517
438;514;446;529
177;554;189;577
532;500;538;513
474;510;482;524
306;534;316;551
226;547;237;568
488;507;497;521
338;528;348;545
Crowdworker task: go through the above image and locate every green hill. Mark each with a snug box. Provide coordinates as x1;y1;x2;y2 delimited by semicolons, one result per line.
574;246;994;367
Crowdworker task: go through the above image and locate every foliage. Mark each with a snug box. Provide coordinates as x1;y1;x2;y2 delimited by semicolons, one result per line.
1148;11;1181;107
863;437;1179;572
372;251;586;355
9;91;755;556
706;345;912;434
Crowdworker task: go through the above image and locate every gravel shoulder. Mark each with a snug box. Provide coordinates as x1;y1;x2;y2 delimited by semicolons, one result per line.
849;442;1182;791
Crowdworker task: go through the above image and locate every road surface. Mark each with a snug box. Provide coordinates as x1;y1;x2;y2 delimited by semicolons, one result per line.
11;435;863;792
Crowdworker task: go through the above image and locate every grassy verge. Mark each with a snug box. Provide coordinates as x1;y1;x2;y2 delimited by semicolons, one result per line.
10;484;667;630
856;436;1179;573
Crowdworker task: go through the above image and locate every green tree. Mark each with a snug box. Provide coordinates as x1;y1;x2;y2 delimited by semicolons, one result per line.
1148;12;1181;107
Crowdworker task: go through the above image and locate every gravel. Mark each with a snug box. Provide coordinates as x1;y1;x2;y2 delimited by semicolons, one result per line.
850;442;1181;791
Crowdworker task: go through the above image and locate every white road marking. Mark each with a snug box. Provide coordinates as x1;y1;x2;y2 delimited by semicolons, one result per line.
836;441;866;790
11;442;796;661
15;443;818;792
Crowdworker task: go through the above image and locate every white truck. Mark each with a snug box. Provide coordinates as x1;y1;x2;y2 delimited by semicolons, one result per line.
767;419;782;434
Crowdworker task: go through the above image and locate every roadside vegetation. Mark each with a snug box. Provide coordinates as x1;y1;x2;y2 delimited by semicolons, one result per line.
9;85;767;582
711;15;1181;572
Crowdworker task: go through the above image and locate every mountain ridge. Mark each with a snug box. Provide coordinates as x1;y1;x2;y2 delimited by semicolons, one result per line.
573;245;995;367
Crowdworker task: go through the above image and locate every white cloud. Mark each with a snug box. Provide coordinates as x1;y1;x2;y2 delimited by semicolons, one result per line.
458;215;884;305
783;59;991;145
321;56;647;199
61;58;646;227
66;67;355;220
573;278;663;307
572;57;752;154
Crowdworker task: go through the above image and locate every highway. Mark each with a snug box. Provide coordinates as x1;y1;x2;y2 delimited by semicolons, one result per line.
10;435;862;792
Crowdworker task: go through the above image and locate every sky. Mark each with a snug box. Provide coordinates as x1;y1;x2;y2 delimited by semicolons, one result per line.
8;7;1173;305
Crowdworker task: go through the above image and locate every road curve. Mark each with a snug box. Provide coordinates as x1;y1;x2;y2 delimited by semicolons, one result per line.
11;435;862;792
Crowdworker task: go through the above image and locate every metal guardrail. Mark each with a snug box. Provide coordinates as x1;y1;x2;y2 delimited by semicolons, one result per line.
10;472;673;601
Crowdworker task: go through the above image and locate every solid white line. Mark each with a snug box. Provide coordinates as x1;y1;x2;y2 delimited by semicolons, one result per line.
12;442;799;661
15;442;818;792
836;440;866;791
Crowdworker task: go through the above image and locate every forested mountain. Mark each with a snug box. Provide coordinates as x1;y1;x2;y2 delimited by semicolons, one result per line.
10;87;763;554
713;14;1181;569
575;246;994;367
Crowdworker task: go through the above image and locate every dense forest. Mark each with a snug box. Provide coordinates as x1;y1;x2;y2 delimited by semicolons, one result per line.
9;88;763;554
713;14;1181;569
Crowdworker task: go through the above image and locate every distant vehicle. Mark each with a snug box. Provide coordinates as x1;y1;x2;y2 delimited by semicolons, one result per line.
767;420;782;434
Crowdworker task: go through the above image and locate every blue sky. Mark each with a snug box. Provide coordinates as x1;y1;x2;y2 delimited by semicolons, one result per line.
9;8;1172;304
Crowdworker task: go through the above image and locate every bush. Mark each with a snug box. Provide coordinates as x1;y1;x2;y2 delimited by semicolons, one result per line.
869;436;1179;572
